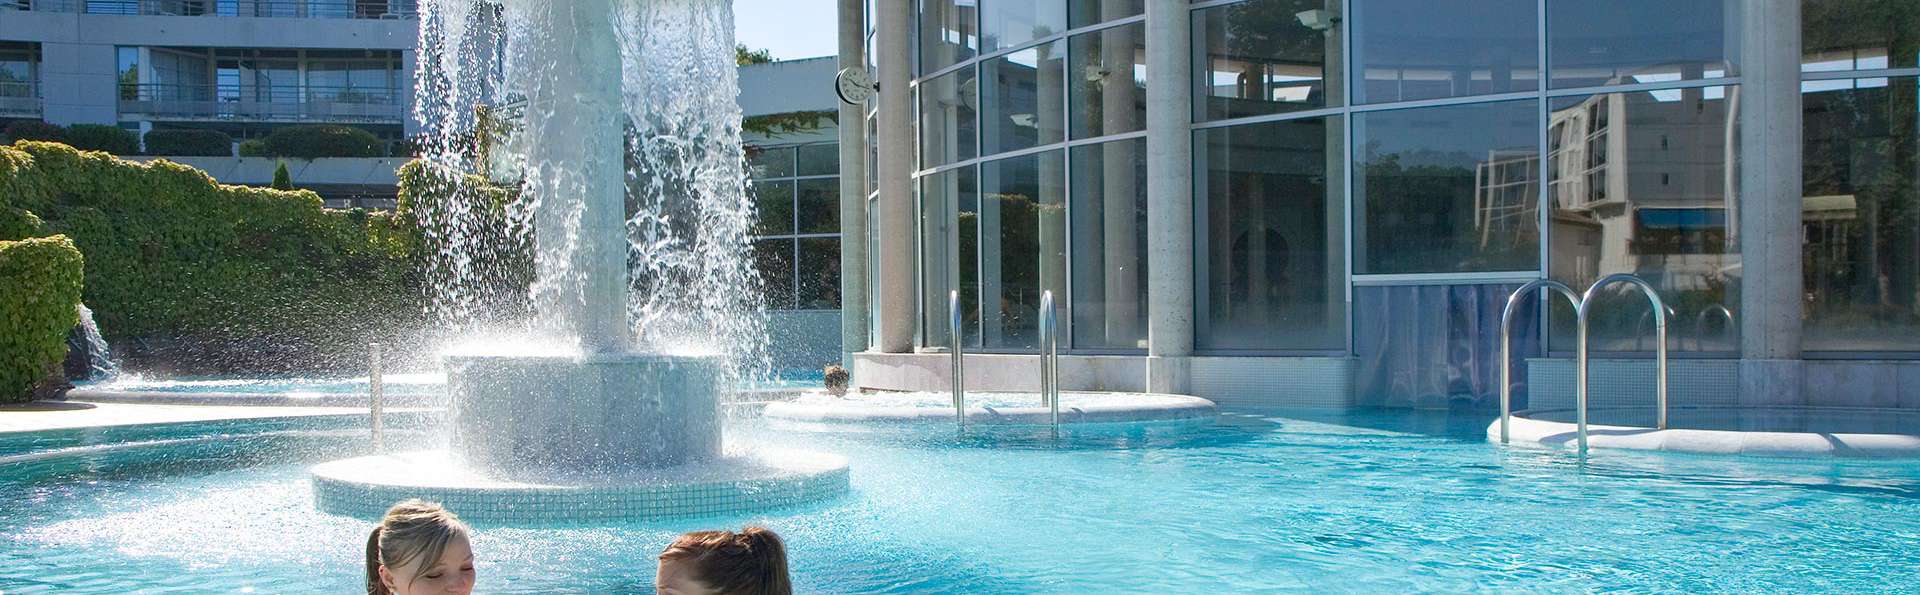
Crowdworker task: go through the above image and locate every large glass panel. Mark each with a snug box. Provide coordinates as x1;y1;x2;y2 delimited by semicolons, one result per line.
0;43;32;99
919;66;978;169
799;237;843;309
1547;0;1737;89
797;178;840;234
754;239;796;309
1196;117;1346;350
1194;0;1341;120
1802;0;1920;72
1070;22;1146;138
1804;77;1920;351
979;151;1067;350
796;142;839;176
1355;100;1539;274
921;166;979;347
748;146;795;179
1352;0;1536;104
982;0;1066;54
1068;0;1142;29
920;0;979;74
1547;87;1740;353
752;180;795;236
981;39;1066;156
1070;138;1149;350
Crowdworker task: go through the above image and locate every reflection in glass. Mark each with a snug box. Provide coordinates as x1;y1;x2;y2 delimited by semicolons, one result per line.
982;0;1066;54
1196;117;1345;350
797;178;840;234
754;239;795;309
1802;1;1920;72
752;180;795;236
919;66;978;169
1355;100;1538;274
1068;0;1142;29
1070;22;1146;138
921;166;979;348
980;151;1067;350
1194;0;1340;120
799;237;842;309
748;146;795;179
1547;0;1737;89
919;0;978;74
1547;87;1739;353
1069;138;1149;350
981;40;1066;156
796;143;839;176
1352;0;1536;104
1804;77;1920;351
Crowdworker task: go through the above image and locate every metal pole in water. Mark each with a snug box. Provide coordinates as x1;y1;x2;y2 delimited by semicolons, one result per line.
370;342;384;452
1040;291;1060;436
951;289;965;431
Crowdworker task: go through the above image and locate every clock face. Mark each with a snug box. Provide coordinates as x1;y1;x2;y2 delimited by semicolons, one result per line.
836;67;873;104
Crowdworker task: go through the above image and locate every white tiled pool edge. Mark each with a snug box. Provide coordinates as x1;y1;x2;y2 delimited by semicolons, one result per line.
1492;408;1920;458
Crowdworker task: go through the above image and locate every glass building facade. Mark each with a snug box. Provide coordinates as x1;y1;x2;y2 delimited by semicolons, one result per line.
850;0;1920;405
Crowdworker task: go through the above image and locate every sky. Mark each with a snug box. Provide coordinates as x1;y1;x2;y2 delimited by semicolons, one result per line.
734;0;839;61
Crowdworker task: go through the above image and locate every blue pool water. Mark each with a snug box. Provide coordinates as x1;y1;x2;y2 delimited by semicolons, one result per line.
3;409;1919;592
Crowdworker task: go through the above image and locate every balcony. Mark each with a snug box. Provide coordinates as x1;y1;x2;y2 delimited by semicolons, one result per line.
0;81;40;117
1;0;416;19
119;84;403;123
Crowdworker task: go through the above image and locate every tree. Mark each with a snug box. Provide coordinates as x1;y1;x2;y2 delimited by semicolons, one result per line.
735;44;774;65
272;161;294;190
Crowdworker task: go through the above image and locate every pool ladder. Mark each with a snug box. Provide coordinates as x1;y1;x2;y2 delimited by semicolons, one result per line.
1498;274;1669;454
1039;291;1062;435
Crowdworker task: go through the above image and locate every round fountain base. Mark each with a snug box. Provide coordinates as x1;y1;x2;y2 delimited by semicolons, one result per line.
764;391;1218;426
311;448;849;524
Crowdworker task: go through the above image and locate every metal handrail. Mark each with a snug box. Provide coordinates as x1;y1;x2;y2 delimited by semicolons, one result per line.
1576;274;1670;454
950;289;965;431
1038;290;1061;434
1498;279;1582;443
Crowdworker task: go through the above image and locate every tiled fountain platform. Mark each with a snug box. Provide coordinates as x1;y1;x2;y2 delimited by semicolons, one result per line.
312;449;848;523
763;391;1217;426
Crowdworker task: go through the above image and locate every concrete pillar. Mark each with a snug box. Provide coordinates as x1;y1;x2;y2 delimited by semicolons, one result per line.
875;0;917;353
38;42;119;127
837;0;870;358
1737;0;1805;404
1145;0;1193;393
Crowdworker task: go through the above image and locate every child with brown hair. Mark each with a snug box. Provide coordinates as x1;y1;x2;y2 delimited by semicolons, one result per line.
655;526;792;595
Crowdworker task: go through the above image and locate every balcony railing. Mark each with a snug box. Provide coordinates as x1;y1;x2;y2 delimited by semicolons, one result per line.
0;81;41;116
119;84;403;123
4;0;417;19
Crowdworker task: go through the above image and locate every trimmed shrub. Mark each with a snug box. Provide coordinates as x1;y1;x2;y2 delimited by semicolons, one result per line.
0;141;423;374
0;235;84;403
237;138;268;157
144;129;234;156
64;124;140;155
272;161;294;190
254;125;384;159
4;121;64;144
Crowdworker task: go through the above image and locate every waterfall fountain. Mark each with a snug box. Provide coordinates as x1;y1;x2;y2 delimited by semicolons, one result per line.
310;0;848;523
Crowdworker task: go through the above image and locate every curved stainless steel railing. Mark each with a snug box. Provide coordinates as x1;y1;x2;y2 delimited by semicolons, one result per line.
950;289;965;431
1038;290;1061;435
1498;280;1582;444
1576;274;1671;454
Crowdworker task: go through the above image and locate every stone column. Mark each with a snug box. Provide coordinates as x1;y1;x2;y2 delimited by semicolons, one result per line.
518;0;629;352
875;0;917;353
1737;0;1804;404
838;0;870;358
1145;0;1193;393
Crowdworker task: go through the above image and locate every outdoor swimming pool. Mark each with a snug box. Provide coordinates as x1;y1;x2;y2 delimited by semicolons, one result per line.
4;408;1917;592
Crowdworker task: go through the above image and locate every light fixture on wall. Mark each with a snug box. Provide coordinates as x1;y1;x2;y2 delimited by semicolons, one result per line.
1295;9;1341;33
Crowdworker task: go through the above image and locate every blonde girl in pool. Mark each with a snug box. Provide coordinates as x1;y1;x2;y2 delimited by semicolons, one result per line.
365;499;476;595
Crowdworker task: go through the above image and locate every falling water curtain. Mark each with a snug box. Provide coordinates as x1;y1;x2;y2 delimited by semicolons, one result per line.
1354;283;1537;409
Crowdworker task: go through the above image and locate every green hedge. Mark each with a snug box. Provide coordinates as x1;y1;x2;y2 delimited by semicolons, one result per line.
65;125;140;155
0;141;424;374
144;129;235;156
247;125;385;159
0;235;83;403
3;121;64;144
395;160;532;319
